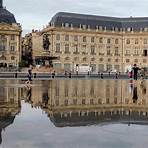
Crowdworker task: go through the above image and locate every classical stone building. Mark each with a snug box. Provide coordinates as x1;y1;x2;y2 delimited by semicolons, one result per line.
0;0;22;68
25;12;148;72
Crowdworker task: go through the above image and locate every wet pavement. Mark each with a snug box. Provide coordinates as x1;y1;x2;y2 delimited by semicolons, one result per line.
0;79;148;148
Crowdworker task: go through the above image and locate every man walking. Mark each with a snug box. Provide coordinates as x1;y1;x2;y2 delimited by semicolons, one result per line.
132;64;140;80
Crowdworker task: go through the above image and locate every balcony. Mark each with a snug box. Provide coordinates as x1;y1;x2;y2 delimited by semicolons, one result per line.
90;53;96;55
64;51;71;54
82;52;88;55
55;51;62;54
73;52;80;54
133;54;139;56
114;54;120;56
99;53;105;56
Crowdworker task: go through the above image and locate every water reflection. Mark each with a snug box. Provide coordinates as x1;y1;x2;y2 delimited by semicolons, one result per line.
0;81;21;145
1;79;148;146
21;79;148;127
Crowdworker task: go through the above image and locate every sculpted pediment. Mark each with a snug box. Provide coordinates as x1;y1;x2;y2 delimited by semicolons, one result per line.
0;23;21;31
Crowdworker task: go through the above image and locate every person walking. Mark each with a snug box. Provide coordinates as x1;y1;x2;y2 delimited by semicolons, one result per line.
28;66;32;81
132;64;140;80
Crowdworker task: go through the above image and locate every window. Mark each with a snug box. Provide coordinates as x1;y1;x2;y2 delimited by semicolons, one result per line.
108;58;111;62
65;35;69;41
126;59;130;63
115;47;119;56
73;99;77;105
91;37;95;43
11;35;15;40
56;43;60;53
144;39;147;44
135;39;138;44
115;39;118;44
74;44;78;53
143;59;147;63
125;50;130;56
134;49;138;55
56;34;60;40
134;59;138;63
65;44;69;53
82;99;86;105
11;56;15;60
90;45;95;54
143;49;147;56
99;37;103;43
98;99;102;104
0;35;7;51
74;35;78;41
98;64;104;72
107;50;111;55
10;44;15;51
65;23;69;27
115;65;120;71
115;59;119;62
107;38;111;44
83;36;87;42
126;39;130;44
99;58;103;62
106;64;112;71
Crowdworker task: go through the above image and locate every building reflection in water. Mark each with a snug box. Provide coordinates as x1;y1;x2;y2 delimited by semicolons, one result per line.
0;81;21;145
26;79;148;127
33;80;148;127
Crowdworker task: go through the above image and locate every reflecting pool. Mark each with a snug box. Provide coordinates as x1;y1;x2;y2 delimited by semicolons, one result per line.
0;79;148;148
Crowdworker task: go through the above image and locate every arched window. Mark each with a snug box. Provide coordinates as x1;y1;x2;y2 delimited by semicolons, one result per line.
0;35;7;51
11;56;15;60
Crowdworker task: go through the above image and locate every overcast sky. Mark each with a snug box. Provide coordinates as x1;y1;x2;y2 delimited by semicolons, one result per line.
4;0;148;34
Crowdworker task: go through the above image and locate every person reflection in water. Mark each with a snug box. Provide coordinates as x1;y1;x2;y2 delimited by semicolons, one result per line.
25;80;32;104
132;83;138;103
140;78;146;95
129;79;134;94
42;92;49;108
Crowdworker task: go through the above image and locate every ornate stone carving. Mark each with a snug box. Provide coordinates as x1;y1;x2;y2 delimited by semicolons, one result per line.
43;34;50;51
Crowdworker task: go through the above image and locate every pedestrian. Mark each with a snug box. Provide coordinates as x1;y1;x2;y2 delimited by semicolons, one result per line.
132;64;140;80
28;66;32;81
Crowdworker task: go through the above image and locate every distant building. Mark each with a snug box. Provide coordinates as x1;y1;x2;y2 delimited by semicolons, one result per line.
0;0;22;68
24;12;148;72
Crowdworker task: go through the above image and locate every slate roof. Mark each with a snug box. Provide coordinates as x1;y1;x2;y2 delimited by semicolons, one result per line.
50;12;148;31
0;7;16;24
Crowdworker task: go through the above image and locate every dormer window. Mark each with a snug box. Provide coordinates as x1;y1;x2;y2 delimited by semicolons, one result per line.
82;25;86;29
127;27;131;32
99;26;103;30
65;23;69;27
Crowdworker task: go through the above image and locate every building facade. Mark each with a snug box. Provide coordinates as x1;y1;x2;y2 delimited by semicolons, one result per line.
25;12;148;72
0;0;22;68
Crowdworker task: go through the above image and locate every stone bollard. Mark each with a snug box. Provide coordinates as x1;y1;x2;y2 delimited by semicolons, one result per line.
69;72;72;78
15;72;17;78
34;73;37;78
115;72;118;79
52;71;55;78
65;71;68;78
101;73;103;79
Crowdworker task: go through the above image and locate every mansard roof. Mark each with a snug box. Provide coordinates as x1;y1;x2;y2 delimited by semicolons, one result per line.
50;12;148;31
0;8;16;24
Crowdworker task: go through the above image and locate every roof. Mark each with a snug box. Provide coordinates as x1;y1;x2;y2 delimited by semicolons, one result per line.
50;12;148;31
0;7;16;24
